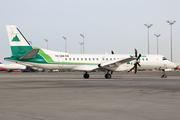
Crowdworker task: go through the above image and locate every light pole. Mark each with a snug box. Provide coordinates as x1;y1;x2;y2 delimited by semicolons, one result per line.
154;34;161;54
29;41;32;46
63;36;67;53
167;20;176;62
44;39;48;50
80;33;84;54
79;42;83;54
144;23;153;54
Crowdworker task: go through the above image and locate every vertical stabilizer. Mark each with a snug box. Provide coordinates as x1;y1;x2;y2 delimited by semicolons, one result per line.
6;25;33;58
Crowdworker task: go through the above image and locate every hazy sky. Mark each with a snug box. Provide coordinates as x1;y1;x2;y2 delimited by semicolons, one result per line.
0;0;180;63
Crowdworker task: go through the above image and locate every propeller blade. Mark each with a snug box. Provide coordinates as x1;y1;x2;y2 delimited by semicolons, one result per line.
137;54;141;60
135;48;137;57
137;62;141;67
133;49;141;74
134;64;137;74
111;50;114;54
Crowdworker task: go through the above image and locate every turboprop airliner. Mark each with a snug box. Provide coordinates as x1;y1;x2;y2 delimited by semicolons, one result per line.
4;25;177;78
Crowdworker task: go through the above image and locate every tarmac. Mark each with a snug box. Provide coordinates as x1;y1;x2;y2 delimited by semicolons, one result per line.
0;71;180;120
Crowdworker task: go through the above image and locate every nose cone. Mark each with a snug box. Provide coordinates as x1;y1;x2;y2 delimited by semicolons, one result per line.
171;62;177;69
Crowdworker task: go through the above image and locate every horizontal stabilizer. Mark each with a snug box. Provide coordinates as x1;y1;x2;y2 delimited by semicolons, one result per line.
20;48;39;60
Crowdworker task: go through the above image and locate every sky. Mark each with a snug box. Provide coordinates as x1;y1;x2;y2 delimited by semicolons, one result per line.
0;0;180;63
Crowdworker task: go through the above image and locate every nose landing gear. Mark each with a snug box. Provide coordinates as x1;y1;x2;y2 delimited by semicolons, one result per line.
161;69;167;78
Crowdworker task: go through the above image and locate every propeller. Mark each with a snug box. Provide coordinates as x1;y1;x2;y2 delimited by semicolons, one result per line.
134;49;141;74
128;49;141;74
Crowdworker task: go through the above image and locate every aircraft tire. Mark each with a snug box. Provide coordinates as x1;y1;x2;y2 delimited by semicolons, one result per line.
105;74;111;79
84;73;90;79
161;75;167;78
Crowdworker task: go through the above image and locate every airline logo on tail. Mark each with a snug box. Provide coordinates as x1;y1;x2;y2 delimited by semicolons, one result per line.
12;35;20;42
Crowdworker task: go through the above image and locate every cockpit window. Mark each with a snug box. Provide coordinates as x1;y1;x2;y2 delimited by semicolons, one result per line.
162;57;167;60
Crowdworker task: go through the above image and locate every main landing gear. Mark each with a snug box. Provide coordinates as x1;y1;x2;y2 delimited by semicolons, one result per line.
83;72;90;79
83;71;113;79
105;71;113;79
161;69;167;78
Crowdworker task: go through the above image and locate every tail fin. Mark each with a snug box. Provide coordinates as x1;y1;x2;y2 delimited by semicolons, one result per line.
6;25;33;58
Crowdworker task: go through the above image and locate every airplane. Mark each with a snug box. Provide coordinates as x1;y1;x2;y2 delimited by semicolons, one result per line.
0;67;8;72
4;25;177;78
0;62;26;72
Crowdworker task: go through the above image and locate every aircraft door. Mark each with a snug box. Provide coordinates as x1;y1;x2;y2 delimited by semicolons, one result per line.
58;57;64;67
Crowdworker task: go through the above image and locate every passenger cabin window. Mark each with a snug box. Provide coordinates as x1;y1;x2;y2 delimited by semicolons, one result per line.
103;58;105;61
110;58;112;60
69;58;71;61
142;58;144;61
93;58;95;61
89;58;91;61
146;58;148;61
77;58;79;61
96;58;99;61
162;57;167;60
73;58;75;61
85;58;87;61
106;58;108;61
65;58;67;61
81;58;83;61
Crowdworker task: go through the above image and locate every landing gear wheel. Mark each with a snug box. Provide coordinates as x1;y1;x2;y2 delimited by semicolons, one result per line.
105;74;111;79
84;73;90;79
161;74;167;78
161;69;167;78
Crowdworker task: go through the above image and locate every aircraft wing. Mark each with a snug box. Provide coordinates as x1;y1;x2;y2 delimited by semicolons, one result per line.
99;57;136;68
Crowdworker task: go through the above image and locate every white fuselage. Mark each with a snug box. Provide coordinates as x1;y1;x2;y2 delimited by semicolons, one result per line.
15;51;176;72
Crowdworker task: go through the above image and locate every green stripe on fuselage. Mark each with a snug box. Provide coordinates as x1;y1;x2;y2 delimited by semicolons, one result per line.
8;46;48;63
5;54;47;63
37;48;54;62
8;46;99;65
